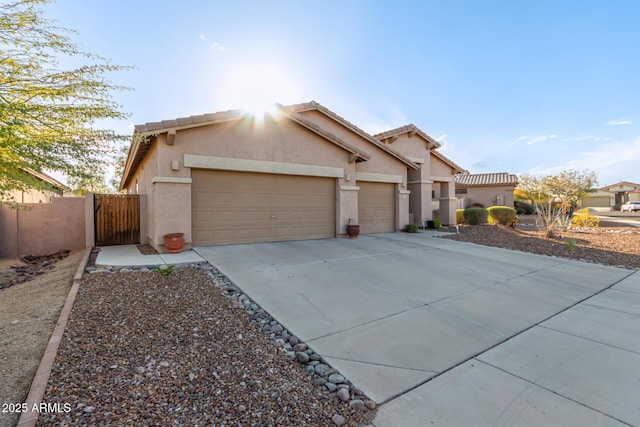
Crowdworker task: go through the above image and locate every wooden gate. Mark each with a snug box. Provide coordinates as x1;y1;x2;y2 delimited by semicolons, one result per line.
94;194;140;246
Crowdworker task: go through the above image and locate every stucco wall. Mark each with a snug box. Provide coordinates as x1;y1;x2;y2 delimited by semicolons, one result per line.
6;189;61;204
0;206;18;257
463;186;516;208
385;134;431;161
129;115;369;248
128;139;159;246
430;155;455;178
298;110;410;177
0;197;86;258
175;116;350;170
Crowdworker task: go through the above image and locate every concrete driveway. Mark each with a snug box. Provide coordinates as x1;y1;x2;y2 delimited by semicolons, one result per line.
195;232;639;426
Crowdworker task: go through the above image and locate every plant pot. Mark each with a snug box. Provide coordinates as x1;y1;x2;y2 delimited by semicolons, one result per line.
346;224;360;239
163;233;185;253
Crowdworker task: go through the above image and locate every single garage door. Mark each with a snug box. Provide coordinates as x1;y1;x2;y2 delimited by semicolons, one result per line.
192;170;335;246
358;181;395;233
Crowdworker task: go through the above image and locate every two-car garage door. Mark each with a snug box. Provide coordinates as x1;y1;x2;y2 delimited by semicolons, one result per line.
192;170;336;246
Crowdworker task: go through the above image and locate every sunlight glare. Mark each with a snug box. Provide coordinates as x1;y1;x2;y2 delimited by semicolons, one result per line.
221;61;299;118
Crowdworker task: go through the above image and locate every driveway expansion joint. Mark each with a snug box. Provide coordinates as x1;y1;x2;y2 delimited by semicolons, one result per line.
474;358;634;426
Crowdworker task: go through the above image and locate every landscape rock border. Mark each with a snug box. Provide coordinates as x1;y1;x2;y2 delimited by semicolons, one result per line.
85;260;376;425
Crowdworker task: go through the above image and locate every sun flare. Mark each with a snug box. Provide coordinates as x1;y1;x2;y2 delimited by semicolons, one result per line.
219;60;300;116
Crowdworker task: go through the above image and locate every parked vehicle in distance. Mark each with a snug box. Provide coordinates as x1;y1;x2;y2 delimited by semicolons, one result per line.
620;201;640;212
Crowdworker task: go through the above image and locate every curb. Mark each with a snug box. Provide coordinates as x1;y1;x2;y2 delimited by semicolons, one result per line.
17;248;92;427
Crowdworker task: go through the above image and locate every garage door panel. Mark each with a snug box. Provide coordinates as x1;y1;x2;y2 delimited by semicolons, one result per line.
192;170;335;246
358;182;395;234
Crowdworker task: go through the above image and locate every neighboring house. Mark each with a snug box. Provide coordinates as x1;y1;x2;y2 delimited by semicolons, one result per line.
455;172;518;208
120;101;463;252
599;181;640;206
2;170;67;204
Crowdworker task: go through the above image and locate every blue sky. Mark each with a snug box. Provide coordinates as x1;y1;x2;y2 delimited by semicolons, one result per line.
46;0;640;186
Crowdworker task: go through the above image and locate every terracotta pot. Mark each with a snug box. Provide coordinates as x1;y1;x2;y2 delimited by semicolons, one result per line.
346;224;360;239
163;233;185;253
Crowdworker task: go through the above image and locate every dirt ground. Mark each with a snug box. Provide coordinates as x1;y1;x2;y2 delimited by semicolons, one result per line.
0;250;84;427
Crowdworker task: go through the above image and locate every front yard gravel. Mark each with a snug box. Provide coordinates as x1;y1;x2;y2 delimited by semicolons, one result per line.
442;218;640;269
40;267;374;426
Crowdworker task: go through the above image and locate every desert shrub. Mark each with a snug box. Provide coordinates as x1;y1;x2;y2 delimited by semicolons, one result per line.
487;206;517;226
514;200;535;215
463;207;488;225
405;223;419;233
572;208;600;228
456;209;465;224
471;202;485;208
565;237;576;251
433;217;442;229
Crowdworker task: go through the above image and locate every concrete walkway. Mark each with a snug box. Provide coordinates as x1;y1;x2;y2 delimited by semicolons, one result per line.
195;232;639;426
95;245;204;267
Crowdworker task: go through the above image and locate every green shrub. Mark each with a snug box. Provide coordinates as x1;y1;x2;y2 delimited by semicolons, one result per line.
572;208;600;228
153;264;175;276
433;217;442;229
565;237;576;251
514;200;535;215
405;223;419;233
487;206;517;226
456;209;465;224
463;207;489;225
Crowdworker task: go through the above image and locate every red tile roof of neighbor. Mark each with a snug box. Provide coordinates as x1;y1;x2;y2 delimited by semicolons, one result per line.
456;172;518;187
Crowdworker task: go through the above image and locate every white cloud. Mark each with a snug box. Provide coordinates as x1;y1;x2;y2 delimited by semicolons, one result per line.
562;135;602;143
199;34;226;52
211;42;226;52
516;134;558;145
435;134;448;150
606;119;632;125
525;136;640;185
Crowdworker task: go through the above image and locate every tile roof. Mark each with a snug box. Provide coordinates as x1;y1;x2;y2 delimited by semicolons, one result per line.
600;181;640;191
26;169;68;192
374;124;441;148
456;172;518;187
121;103;376;189
432;151;466;175
287;101;418;170
134;108;248;133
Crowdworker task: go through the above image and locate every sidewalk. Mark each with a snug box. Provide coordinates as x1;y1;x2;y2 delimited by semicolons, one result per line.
95;245;204;267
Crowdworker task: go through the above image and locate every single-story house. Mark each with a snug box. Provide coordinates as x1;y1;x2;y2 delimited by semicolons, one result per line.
120;101;464;252
599;181;640;206
455;172;518;208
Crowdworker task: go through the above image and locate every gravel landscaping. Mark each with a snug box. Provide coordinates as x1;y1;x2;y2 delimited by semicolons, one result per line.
442;216;640;269
30;214;639;426
39;264;375;427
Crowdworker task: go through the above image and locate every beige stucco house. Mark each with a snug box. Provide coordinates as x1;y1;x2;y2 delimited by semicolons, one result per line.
600;181;640;206
2;170;67;204
374;125;466;226
455;172;518;208
120;101;463;252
